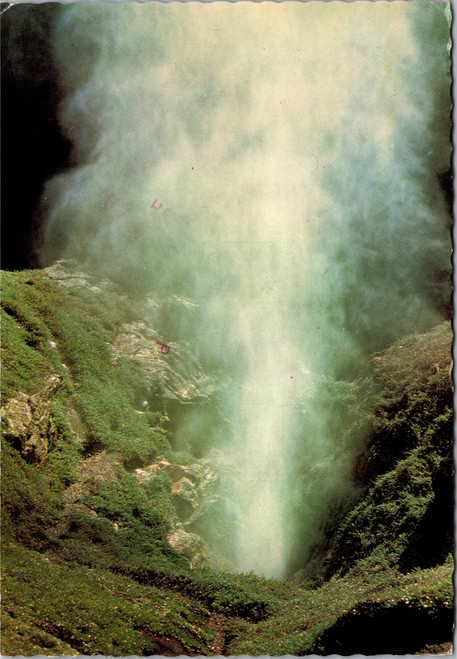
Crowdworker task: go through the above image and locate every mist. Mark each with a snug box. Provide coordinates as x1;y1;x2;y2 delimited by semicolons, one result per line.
39;2;451;579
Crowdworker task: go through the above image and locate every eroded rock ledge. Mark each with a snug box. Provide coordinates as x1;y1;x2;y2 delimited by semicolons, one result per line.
1;375;61;464
135;458;219;568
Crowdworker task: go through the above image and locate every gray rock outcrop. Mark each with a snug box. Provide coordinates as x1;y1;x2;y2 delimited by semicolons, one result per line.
167;528;207;569
43;259;113;294
1;390;58;464
110;321;213;404
135;458;219;568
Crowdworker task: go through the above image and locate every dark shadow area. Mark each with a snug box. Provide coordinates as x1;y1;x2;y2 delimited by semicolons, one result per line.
1;3;72;270
399;455;455;573
315;600;454;655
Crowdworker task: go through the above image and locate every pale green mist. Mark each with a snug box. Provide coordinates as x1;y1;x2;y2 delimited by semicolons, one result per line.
41;2;451;579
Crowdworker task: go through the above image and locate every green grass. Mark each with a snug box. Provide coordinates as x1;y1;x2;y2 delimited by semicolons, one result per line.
2;540;452;657
226;558;454;656
1;542;216;656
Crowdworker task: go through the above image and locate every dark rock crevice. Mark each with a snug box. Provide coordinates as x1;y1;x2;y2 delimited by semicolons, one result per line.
313;600;454;656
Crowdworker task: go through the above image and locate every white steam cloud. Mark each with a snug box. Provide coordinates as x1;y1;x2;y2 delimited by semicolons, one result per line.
42;2;451;578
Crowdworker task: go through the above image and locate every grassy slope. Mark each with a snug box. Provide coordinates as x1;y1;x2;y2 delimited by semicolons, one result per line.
1;268;454;656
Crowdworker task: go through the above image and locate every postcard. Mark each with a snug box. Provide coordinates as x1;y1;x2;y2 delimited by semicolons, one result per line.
1;1;453;655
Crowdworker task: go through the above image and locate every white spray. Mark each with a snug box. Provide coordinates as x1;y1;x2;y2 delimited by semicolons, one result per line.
42;2;451;578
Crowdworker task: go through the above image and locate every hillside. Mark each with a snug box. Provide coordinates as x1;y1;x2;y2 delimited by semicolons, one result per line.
1;262;454;656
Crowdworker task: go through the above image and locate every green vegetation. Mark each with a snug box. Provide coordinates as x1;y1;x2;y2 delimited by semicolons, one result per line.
1;267;453;655
319;323;454;579
2;542;215;656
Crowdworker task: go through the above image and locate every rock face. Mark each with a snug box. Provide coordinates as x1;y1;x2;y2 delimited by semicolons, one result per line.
172;477;198;520
110;321;213;404
48;451;122;541
1;390;58;464
167;528;208;569
43;259;113;294
16;260;221;569
136;459;218;523
64;451;121;505
135;459;219;567
299;322;454;585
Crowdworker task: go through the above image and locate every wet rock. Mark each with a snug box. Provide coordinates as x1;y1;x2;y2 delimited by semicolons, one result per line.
43;259;114;294
135;459;217;517
172;477;198;521
110;321;210;403
1;391;57;463
135;458;219;566
167;528;208;569
135;459;185;483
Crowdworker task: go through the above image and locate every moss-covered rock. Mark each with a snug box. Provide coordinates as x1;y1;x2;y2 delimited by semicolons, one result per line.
302;322;453;582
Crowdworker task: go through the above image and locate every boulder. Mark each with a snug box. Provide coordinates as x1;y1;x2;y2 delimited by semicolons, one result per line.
167;528;208;569
64;451;121;504
1;391;57;463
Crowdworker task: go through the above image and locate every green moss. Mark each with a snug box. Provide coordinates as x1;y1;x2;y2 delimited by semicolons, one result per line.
52;470;187;575
1;440;61;549
1;272;61;400
313;322;453;580
1;542;215;656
